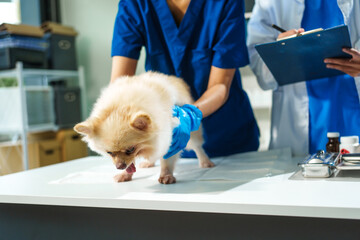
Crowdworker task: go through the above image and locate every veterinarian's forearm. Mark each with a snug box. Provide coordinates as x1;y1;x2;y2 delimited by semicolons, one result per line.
110;56;138;83
194;67;235;118
194;84;230;117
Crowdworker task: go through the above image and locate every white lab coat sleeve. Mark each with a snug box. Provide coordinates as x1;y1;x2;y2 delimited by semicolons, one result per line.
343;0;360;104
353;39;360;104
353;37;360;104
246;1;278;91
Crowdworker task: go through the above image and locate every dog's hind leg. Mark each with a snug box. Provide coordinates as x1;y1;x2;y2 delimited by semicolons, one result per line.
187;127;215;168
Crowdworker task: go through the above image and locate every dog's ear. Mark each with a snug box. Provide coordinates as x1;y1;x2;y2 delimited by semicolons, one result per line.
130;112;151;131
74;121;94;136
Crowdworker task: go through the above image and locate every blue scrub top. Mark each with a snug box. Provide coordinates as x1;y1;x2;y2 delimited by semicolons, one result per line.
112;0;260;157
302;0;360;153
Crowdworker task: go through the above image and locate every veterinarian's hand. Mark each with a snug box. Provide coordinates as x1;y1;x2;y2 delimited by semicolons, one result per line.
163;104;203;159
277;28;304;40
325;48;360;77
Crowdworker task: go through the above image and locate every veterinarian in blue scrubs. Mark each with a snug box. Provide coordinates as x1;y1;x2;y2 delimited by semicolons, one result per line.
247;0;360;155
111;0;260;158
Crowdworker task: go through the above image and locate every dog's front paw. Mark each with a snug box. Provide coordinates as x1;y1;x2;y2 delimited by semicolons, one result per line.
158;174;176;184
139;160;155;168
114;172;133;182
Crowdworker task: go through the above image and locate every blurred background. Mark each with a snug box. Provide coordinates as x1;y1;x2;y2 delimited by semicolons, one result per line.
0;0;271;175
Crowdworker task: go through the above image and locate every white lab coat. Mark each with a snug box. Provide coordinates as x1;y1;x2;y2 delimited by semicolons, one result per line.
247;0;360;156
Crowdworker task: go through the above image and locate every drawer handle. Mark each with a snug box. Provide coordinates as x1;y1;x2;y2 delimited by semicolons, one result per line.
72;135;80;140
45;150;54;155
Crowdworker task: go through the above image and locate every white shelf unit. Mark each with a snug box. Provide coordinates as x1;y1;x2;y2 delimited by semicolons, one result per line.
0;62;86;170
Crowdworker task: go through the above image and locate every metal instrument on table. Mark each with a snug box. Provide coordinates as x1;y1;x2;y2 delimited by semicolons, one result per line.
298;150;341;178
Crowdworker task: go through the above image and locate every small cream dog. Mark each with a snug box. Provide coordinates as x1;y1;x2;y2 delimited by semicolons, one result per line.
74;72;214;184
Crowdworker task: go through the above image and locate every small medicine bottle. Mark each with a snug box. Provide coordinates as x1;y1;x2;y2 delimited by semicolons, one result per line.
326;132;340;153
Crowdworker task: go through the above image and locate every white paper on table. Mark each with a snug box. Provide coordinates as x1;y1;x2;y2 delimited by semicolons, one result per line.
49;149;293;184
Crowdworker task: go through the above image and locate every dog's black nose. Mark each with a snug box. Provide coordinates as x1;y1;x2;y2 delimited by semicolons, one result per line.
116;162;127;170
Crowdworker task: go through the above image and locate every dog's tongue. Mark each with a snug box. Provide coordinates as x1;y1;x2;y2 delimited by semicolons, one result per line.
126;163;136;173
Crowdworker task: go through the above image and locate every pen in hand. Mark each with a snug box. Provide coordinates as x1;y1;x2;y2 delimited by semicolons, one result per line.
272;24;286;33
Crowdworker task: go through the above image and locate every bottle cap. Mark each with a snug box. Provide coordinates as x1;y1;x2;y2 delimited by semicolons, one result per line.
340;136;359;144
327;132;340;138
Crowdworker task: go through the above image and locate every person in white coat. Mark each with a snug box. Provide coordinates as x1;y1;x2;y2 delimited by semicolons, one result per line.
247;0;360;156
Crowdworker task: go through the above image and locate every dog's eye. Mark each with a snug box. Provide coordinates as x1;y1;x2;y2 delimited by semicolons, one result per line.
107;151;113;155
125;147;135;155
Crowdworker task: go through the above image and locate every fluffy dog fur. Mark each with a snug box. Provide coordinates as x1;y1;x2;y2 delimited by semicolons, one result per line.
74;72;214;184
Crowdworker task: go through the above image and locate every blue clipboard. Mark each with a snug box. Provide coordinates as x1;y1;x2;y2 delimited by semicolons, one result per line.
255;25;352;86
